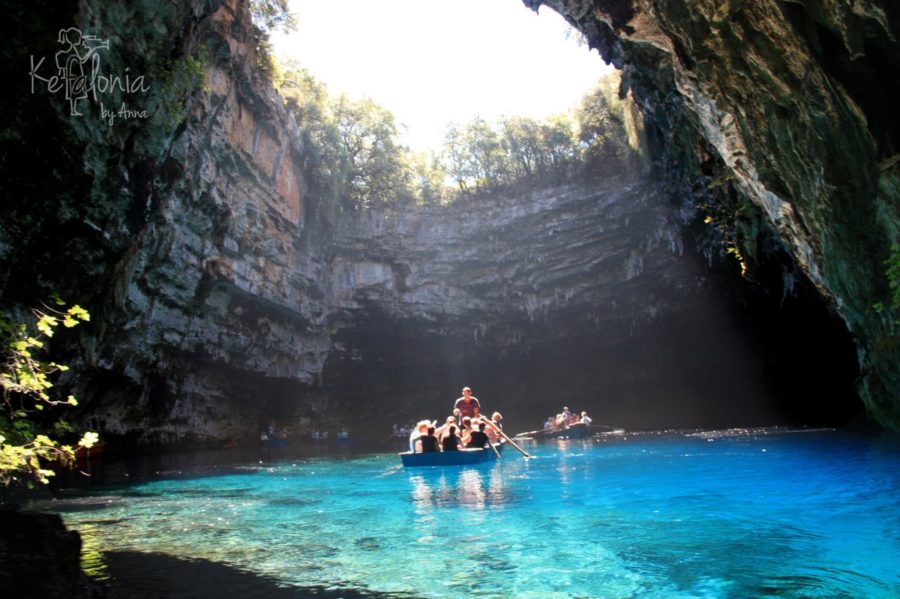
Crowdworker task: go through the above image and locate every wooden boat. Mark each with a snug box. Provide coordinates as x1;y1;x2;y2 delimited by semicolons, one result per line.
546;422;592;439
517;422;594;440
400;442;504;467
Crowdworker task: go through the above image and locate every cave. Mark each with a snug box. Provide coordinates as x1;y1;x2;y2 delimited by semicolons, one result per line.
3;3;899;597
0;0;895;448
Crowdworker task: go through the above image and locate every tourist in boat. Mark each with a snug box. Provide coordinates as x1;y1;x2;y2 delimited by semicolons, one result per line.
409;420;430;452
481;414;504;444
491;412;503;429
580;411;592;426
441;425;461;451
562;406;577;426
454;386;481;420
459;416;473;445
415;426;440;453
435;415;456;442
466;422;490;449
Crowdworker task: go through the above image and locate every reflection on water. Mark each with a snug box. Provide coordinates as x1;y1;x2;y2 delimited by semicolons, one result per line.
77;521;110;581
408;463;509;511
33;430;900;598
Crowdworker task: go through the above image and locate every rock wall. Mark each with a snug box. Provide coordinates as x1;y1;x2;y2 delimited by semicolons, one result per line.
526;0;900;426
0;0;867;445
0;506;93;598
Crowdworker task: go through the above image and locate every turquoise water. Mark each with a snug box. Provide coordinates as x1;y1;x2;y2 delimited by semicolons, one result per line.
42;429;900;597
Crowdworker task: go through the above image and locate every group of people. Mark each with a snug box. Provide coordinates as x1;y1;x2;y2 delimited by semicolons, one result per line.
311;429;351;441
409;387;505;454
544;406;592;431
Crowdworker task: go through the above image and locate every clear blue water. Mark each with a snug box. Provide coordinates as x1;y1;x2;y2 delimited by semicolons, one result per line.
40;429;900;597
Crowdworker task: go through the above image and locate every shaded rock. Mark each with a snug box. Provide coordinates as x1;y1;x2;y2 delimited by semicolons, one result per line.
527;0;900;426
0;506;94;598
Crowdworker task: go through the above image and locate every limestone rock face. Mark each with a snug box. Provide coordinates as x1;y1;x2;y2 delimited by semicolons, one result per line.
0;0;866;444
526;0;900;426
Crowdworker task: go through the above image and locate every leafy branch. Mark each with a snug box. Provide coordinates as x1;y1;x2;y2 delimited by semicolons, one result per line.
0;300;98;487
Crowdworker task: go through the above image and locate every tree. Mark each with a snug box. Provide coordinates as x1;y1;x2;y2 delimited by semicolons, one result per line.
332;96;413;207
250;0;296;78
0;301;97;487
249;0;296;33
501;116;544;179
540;114;578;174
442;117;510;192
442;123;474;192
464;116;508;189
575;73;630;168
409;151;449;205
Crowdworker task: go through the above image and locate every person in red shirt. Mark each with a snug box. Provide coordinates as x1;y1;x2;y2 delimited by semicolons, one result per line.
454;386;481;420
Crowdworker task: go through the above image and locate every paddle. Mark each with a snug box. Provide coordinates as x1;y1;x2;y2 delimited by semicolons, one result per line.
497;428;533;458
514;426;553;437
486;437;501;459
479;417;532;458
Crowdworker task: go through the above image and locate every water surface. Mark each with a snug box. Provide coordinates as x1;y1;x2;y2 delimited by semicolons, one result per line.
39;429;900;597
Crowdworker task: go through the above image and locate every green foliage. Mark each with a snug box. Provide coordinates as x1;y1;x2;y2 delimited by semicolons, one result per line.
250;0;297;33
409;152;450;205
444;114;579;192
874;243;900;328
250;0;296;79
276;66;638;208
0;302;98;487
332;96;414;207
575;75;631;167
156;49;208;130
886;243;900;311
279;64;419;210
443;117;508;191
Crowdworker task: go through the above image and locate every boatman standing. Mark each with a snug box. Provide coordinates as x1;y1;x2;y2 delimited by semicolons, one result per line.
454;386;481;420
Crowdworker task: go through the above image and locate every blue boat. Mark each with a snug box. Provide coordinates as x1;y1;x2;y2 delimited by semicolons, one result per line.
400;442;504;467
542;422;592;439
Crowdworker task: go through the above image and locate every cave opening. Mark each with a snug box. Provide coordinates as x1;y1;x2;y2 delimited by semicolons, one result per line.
0;0;874;447
277;2;866;436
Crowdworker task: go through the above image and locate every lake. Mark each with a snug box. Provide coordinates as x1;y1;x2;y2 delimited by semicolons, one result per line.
37;429;900;598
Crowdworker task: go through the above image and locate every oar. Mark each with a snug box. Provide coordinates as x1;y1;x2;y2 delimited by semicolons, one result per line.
514;426;553;437
487;437;501;459
495;425;533;458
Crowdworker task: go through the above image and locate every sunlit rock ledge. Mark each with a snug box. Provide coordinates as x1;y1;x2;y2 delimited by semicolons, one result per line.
528;0;900;427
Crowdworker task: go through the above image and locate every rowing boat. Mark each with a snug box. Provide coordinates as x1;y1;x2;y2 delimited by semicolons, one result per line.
516;422;595;440
545;422;592;439
400;442;504;467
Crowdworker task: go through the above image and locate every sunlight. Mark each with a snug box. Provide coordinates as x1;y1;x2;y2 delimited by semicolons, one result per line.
271;0;613;153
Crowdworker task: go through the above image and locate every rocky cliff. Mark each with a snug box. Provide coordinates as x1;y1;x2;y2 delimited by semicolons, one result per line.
0;0;872;445
527;0;900;427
